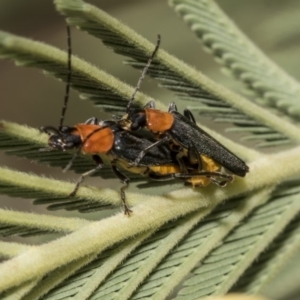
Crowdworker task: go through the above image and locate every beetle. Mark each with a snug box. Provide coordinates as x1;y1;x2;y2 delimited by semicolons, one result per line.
41;118;233;215
120;101;249;177
118;35;249;179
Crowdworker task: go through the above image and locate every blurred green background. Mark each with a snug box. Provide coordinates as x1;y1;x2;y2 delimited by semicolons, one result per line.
1;1;300;298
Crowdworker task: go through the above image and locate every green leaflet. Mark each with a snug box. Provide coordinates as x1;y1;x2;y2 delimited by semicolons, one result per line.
22;256;97;300
169;0;300;121
232;213;300;294
26;189;269;300
175;185;300;299
0;30;152;113
0;167;125;212
92;189;271;300
0;241;31;258
0;209;90;237
16;184;299;300
40;232;152;300
1;281;38;300
261;248;300;300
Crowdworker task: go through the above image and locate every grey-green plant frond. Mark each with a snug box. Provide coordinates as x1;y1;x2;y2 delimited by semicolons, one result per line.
175;185;300;299
0;241;32;258
2;281;38;300
0;208;90;237
169;0;300;121
1;1;300;299
115;188;273;300
1;146;300;293
54;0;300;148
0;30;154;112
232;212;300;294
260;248;300;300
0;166;129;211
40;231;153;300
22;255;99;300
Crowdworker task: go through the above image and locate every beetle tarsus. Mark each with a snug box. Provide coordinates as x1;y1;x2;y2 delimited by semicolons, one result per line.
124;205;133;216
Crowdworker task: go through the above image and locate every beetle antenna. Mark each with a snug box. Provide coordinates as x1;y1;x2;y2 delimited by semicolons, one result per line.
126;34;161;112
59;25;72;131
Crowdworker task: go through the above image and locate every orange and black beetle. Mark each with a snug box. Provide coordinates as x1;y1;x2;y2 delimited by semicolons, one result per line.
41;118;232;215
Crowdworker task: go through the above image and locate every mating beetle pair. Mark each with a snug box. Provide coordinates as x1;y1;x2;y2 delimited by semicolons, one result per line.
41;27;249;215
42;114;237;214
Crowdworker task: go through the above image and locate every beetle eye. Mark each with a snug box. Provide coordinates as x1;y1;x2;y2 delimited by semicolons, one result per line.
47;135;65;150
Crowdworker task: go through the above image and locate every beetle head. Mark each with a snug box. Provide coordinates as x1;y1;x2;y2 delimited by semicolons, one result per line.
119;109;147;131
40;126;82;151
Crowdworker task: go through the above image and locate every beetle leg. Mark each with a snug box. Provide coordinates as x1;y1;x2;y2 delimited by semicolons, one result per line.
84;117;99;125
69;155;104;197
176;151;188;173
130;135;171;167
168;102;178;112
111;114;122;121
173;171;233;180
149;171;233;184
148;173;179;181
188;143;203;172
111;162;132;216
183;109;197;124
144;100;156;109
210;173;234;187
100;120;118;128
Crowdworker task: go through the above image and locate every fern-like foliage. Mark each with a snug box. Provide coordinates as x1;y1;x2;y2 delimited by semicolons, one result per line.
0;1;300;299
0;29;150;112
232;210;300;294
175;184;300;299
0;208;89;237
169;0;300;121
